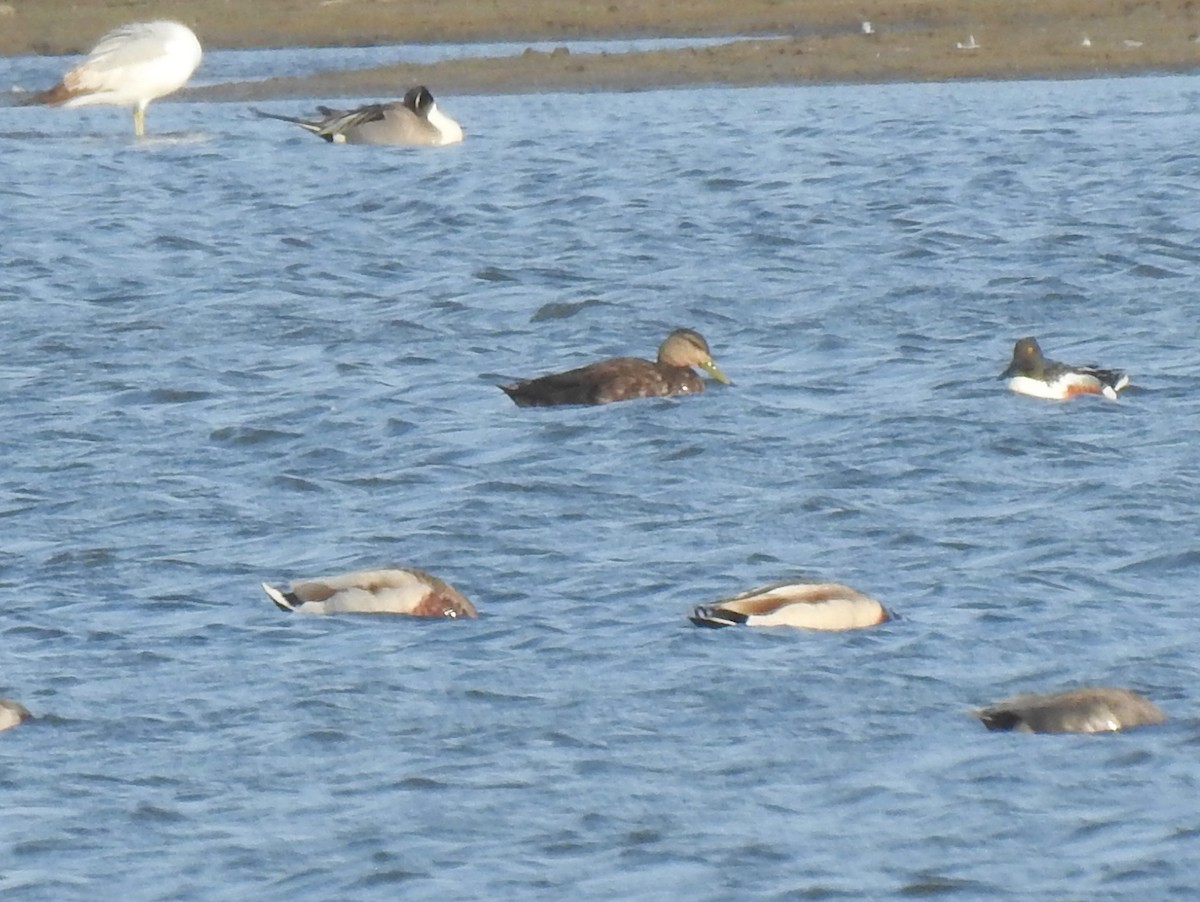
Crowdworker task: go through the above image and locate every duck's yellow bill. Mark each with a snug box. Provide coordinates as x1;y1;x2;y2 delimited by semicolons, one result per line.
701;360;732;385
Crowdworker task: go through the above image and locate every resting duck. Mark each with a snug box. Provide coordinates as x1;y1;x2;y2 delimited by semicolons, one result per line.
1000;337;1129;400
262;568;477;618
499;328;730;407
689;580;891;631
253;86;463;146
0;699;32;733
974;687;1165;734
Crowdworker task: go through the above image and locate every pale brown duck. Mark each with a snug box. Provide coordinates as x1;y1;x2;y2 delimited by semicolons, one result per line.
973;687;1165;734
262;568;477;618
690;580;891;631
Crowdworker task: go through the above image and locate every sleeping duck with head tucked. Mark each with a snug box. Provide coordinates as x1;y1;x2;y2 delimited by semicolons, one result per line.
262;568;477;619
973;686;1165;734
690;580;891;631
499;328;731;407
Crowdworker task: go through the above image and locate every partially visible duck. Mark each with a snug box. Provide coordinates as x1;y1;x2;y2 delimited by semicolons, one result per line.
26;21;203;137
690;581;891;631
253;86;463;146
974;687;1165;734
1000;337;1129;400
0;699;32;733
262;568;477;618
500;328;731;407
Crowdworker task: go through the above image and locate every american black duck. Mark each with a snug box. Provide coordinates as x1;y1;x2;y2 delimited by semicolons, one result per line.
499;328;730;407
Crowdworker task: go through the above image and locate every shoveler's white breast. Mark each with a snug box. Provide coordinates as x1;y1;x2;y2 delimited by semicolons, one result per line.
1007;372;1116;401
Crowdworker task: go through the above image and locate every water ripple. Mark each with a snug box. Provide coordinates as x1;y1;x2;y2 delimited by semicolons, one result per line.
1;70;1199;900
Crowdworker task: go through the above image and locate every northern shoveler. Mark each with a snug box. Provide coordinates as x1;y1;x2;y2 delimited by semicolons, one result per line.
1000;337;1129;400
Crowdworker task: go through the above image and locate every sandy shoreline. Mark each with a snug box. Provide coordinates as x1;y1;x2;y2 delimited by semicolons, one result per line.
4;1;1200;99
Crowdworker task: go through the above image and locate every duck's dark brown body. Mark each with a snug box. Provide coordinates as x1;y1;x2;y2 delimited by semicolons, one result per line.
501;357;706;407
499;328;729;407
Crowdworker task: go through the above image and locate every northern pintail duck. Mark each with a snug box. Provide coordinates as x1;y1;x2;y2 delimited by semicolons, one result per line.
26;21;202;137
253;86;463;146
262;568;477;618
974;687;1165;734
1000;337;1129;400
690;580;891;631
499;328;731;407
0;699;32;733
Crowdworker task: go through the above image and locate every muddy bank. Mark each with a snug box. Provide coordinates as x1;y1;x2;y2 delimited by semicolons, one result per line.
4;0;1199;98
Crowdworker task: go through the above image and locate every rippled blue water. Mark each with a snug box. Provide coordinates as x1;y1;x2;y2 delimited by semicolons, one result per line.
3;59;1200;899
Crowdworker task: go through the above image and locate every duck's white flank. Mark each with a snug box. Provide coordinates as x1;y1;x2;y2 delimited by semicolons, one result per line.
0;700;32;733
1007;372;1128;401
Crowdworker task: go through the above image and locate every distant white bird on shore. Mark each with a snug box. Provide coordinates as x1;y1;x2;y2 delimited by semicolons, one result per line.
1081;34;1092;47
27;21;202;137
956;34;980;51
861;20;875;36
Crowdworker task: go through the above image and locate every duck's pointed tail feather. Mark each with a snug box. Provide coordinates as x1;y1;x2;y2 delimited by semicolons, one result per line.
261;582;297;612
250;107;325;135
689;605;748;628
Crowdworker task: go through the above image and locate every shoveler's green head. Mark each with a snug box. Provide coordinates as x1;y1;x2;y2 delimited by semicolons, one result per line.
1000;336;1045;379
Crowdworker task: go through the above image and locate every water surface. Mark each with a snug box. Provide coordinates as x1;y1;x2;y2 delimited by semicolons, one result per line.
2;65;1200;900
